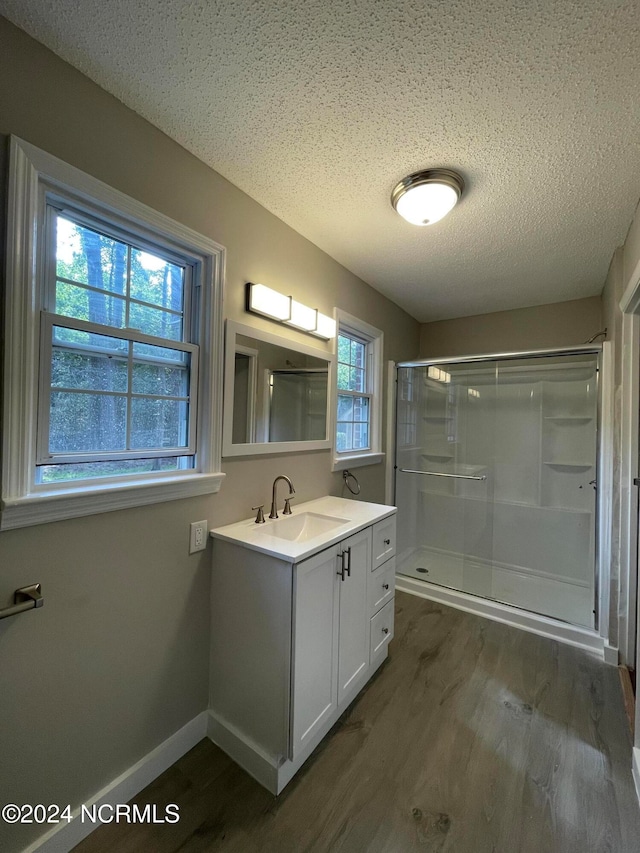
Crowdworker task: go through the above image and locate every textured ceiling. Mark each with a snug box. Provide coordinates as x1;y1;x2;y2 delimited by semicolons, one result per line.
3;0;640;321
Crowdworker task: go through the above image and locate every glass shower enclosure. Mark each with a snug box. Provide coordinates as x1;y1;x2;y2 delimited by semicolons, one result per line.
395;348;599;628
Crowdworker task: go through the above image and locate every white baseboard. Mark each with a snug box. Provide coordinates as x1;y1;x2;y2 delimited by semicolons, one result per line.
396;576;605;657
633;747;640;807
206;706;345;796
603;642;619;666
23;712;208;853
207;651;390;797
207;711;280;793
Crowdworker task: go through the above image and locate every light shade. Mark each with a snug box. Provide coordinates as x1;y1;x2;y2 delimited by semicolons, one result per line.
290;300;318;331
248;283;291;320
246;283;336;339
315;313;337;339
391;169;464;226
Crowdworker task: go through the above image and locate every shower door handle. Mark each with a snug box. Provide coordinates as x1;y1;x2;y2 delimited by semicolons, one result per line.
634;478;640;487
400;469;487;481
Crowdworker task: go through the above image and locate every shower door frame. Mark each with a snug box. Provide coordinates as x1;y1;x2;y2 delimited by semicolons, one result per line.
394;344;611;641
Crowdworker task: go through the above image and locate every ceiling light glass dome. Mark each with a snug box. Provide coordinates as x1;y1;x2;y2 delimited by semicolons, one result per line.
391;169;464;226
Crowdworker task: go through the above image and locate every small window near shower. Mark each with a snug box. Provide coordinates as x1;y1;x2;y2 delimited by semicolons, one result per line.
333;311;383;469
337;331;370;452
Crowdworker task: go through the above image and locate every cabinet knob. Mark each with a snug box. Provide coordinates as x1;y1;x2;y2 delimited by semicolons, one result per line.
383;538;391;545
383;583;389;590
382;627;389;635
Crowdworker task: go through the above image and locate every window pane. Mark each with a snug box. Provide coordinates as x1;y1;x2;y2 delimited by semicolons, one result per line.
129;302;182;341
337;423;352;453
50;391;126;453
38;456;191;483
132;341;188;363
351;339;365;368
56;281;127;328
130;398;188;449
337;395;353;420
56;216;127;295
130;248;184;312
349;366;365;392
337;363;351;391
53;326;129;354
338;335;351;363
353;422;370;450
52;349;128;393
132;342;189;396
132;363;188;397
353;396;370;422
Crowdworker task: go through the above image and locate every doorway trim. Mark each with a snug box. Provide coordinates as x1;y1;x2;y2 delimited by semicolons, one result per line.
619;260;640;669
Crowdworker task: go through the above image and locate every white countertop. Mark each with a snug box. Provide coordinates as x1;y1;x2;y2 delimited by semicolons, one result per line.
209;496;396;562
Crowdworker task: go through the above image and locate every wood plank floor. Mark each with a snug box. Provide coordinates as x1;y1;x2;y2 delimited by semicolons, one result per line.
74;593;640;852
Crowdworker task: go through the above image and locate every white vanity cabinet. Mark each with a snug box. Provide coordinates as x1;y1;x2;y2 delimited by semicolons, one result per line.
208;497;396;795
291;527;371;759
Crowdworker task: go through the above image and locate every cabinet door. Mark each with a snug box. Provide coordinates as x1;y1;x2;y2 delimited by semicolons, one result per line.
337;527;372;706
290;544;340;760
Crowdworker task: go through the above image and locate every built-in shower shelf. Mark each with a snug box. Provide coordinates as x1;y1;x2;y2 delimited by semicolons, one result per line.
421;453;455;461
423;415;452;421
543;416;593;424
543;461;592;469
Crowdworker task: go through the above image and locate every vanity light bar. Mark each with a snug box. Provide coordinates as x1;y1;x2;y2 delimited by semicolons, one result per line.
246;283;336;339
427;366;451;383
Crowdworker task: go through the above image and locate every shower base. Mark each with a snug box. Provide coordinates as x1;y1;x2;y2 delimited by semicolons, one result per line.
397;546;594;629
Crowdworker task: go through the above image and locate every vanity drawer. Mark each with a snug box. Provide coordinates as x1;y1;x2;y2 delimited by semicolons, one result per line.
370;599;394;663
368;557;395;615
372;516;396;569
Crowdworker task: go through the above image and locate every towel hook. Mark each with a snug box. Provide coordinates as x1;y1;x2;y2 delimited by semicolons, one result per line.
343;469;361;495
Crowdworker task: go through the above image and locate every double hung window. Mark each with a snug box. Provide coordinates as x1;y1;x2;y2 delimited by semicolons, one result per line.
39;208;198;483
2;138;225;529
333;311;383;470
337;331;371;453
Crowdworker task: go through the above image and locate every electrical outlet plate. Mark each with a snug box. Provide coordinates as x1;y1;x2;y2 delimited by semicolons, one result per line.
190;520;208;554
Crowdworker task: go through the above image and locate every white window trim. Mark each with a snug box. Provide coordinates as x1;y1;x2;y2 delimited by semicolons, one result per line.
2;137;226;530
331;309;384;471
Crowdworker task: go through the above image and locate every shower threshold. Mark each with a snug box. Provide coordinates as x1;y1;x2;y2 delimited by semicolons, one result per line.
396;569;604;657
397;546;595;634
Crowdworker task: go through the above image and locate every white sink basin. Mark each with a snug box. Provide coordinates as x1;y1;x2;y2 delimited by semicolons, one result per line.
210;496;396;562
263;512;349;542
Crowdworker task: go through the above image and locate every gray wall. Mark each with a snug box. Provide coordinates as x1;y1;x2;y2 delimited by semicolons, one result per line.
420;296;603;358
0;18;420;850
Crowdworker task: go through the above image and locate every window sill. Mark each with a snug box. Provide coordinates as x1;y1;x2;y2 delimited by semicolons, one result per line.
332;452;384;472
0;472;226;530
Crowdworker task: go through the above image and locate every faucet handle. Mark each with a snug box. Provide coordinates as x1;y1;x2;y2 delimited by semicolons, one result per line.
252;505;266;524
283;497;294;515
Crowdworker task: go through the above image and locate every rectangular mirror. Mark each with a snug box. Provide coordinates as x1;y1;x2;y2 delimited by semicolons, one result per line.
223;320;334;457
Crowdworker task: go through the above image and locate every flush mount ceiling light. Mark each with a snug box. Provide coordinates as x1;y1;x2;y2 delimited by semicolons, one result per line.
391;169;464;226
246;283;336;339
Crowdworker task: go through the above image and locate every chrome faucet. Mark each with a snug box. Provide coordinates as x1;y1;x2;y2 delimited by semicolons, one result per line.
269;475;296;519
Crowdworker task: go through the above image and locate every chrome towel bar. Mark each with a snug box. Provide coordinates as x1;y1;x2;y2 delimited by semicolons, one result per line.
0;584;44;620
399;469;487;481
